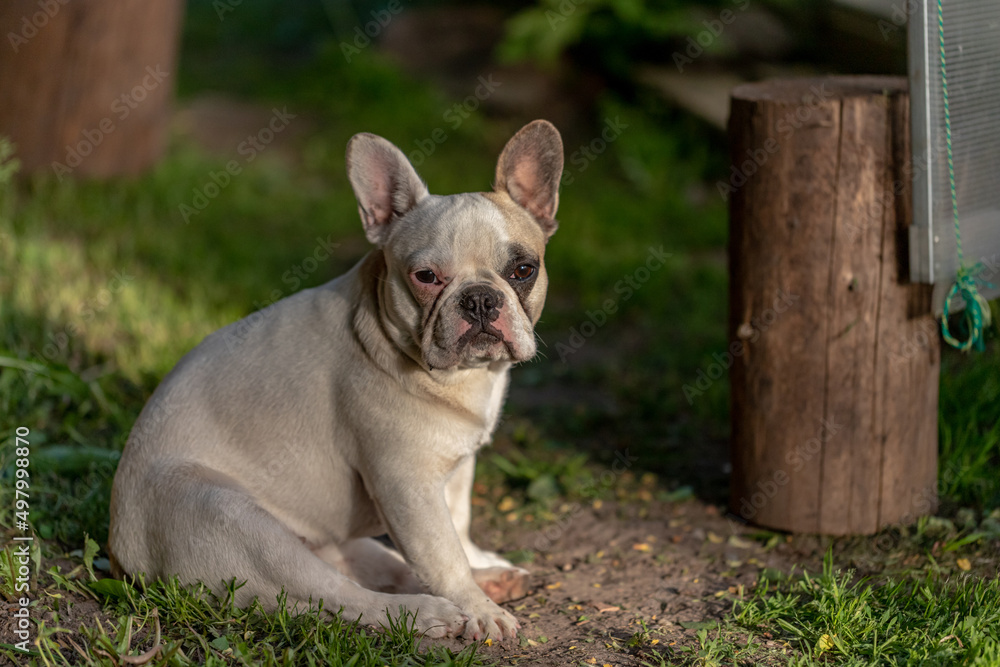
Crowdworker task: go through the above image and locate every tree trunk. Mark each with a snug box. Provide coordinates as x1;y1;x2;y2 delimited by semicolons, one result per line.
727;76;940;536
0;0;185;179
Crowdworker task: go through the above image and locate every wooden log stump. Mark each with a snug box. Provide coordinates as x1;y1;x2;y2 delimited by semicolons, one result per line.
0;0;185;179
727;77;940;536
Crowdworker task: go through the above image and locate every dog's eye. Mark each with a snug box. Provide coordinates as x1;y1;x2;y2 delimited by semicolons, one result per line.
413;270;440;285
511;264;535;281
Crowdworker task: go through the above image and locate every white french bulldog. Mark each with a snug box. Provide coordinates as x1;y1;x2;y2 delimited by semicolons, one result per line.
108;120;564;640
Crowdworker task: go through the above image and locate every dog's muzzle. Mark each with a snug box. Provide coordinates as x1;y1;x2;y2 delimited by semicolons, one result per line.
458;285;506;349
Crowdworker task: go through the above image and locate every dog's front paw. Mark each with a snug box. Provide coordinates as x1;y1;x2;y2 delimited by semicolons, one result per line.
459;598;520;641
473;566;531;604
397;594;469;639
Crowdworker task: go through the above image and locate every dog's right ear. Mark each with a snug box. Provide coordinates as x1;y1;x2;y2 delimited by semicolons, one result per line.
346;133;429;246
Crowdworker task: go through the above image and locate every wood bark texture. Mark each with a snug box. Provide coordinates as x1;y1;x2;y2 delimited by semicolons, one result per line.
728;76;940;535
0;0;184;177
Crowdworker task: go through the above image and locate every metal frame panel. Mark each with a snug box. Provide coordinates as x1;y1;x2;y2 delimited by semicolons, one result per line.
908;0;1000;312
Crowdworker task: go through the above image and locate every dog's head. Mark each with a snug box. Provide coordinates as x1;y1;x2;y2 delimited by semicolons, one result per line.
347;120;563;371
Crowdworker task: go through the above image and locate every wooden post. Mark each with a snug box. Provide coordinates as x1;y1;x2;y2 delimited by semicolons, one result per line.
0;0;184;178
727;77;940;535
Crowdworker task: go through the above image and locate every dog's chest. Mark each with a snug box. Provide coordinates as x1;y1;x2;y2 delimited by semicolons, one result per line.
477;370;508;444
441;366;509;447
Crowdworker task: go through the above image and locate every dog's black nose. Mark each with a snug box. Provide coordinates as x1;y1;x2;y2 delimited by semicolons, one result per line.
459;285;504;322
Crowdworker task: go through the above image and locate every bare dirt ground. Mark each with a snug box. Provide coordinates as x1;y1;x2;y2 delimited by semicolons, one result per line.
432;496;808;666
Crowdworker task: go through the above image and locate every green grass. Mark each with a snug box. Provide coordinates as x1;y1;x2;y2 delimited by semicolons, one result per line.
731;552;1000;666
939;337;1000;511
1;10;999;664
2;541;482;666
632;552;1000;666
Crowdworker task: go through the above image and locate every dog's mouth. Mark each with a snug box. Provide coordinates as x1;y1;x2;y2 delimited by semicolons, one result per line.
457;321;508;352
425;298;533;369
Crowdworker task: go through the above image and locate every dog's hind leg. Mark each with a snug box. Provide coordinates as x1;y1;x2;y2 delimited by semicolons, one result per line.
314;538;426;595
112;464;467;637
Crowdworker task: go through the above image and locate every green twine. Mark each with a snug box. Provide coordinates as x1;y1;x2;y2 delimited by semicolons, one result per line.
937;0;991;352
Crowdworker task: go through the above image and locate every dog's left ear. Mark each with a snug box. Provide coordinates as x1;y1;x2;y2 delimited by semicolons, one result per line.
347;132;429;246
495;120;564;240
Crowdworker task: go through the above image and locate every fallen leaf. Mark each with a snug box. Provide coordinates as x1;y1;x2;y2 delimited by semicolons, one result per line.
956;558;972;571
497;496;516;512
632;543;652;552
484;639;493;647
728;535;754;549
818;634;835;652
545;582;562;590
707;531;724;544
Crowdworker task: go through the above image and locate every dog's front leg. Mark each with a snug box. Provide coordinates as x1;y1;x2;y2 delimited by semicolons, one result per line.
446;456;530;603
447;455;510;567
367;469;519;640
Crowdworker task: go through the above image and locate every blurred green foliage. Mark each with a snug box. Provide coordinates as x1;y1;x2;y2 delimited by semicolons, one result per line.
497;0;805;80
